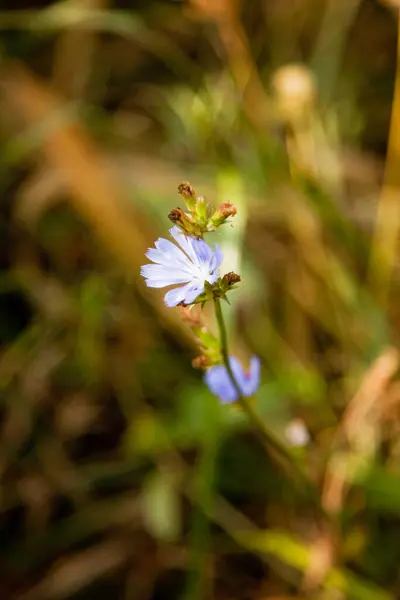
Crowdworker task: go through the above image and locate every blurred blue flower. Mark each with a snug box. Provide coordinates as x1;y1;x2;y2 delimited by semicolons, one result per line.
141;226;223;307
205;356;260;403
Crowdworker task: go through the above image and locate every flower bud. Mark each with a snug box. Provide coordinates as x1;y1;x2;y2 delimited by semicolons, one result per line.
178;181;197;212
208;202;237;229
168;207;203;237
195;195;208;224
222;271;241;287
168;207;189;226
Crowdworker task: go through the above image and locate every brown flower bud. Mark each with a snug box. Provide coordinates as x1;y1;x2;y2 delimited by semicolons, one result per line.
178;181;197;212
169;207;186;223
168;207;203;238
178;181;196;199
168;207;192;229
219;202;237;218
192;355;210;370
209;202;237;229
222;271;241;286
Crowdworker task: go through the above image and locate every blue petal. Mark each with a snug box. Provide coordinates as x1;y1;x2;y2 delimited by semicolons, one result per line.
209;244;223;272
169;227;200;266
143;277;186;289
230;355;261;397
153;238;192;270
204;365;238;403
207;269;220;285
182;281;204;304
229;356;247;393
143;279;168;289
204;356;261;403
245;356;261;396
163;281;205;307
140;264;191;287
191;238;213;264
164;285;188;307
145;247;191;275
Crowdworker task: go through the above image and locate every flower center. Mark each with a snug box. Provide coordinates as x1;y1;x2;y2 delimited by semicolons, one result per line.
195;261;213;282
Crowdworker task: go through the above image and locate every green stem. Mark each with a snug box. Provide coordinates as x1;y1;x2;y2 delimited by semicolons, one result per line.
213;297;311;484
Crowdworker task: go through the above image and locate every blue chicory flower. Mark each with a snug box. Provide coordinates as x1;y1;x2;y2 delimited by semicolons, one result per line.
205;356;260;403
141;226;223;307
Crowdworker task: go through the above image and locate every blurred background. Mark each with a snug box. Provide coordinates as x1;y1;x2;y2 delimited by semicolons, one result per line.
1;0;400;598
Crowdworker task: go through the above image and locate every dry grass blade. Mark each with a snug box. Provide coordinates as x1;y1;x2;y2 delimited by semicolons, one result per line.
368;12;400;305
17;538;129;600
322;347;399;515
342;347;399;443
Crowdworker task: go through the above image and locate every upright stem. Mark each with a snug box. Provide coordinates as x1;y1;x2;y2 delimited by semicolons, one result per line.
213;296;310;483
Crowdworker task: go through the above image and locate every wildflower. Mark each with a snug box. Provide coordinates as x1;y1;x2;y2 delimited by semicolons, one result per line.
141;226;223;307
205;356;260;403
